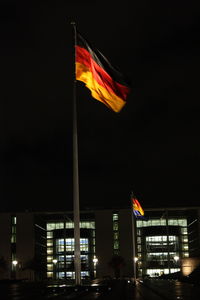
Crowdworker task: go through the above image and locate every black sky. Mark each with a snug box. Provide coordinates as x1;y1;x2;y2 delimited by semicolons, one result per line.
1;0;200;212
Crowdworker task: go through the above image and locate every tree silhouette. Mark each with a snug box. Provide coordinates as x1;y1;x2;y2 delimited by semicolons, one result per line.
23;257;43;272
108;255;125;279
23;256;46;281
0;256;7;273
0;256;8;271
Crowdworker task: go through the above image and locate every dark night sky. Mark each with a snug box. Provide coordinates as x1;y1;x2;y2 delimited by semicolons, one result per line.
1;0;200;212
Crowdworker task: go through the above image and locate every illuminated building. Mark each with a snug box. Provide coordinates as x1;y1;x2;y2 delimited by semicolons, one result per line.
0;207;199;281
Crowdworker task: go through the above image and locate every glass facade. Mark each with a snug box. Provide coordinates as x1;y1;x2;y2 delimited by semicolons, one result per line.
47;221;95;230
46;220;95;280
11;216;17;273
113;213;119;255
0;207;199;282
136;215;189;277
11;216;16;244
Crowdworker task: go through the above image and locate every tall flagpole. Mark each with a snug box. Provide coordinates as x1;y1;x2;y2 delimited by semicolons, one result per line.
131;192;137;284
71;21;81;286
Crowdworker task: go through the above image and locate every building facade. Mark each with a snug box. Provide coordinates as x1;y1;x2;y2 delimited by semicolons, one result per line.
0;206;200;281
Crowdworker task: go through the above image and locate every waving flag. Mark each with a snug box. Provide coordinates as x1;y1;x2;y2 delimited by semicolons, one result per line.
132;196;145;219
75;32;131;112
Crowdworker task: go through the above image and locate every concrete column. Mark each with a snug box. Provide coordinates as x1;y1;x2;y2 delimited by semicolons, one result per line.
119;209;134;277
95;210;113;278
0;214;11;279
16;213;35;281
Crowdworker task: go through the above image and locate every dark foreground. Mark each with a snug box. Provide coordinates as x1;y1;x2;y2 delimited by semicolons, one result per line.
1;278;200;300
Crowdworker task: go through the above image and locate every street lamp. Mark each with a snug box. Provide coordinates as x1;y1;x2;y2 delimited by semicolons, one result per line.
52;259;58;280
11;260;18;280
12;260;18;266
174;256;179;269
174;256;179;263
52;259;58;264
93;256;98;278
93;257;98;265
133;257;138;283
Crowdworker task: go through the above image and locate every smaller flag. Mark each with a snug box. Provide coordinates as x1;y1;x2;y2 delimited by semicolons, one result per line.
132;195;145;219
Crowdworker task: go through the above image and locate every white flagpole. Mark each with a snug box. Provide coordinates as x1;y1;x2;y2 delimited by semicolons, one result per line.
131;192;137;284
71;21;81;286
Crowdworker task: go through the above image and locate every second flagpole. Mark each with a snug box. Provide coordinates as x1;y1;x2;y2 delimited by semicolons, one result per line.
131;192;137;284
71;21;81;286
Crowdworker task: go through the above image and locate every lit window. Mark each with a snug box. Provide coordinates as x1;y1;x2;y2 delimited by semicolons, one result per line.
81;271;89;278
81;254;88;261
56;223;64;229
182;237;188;242
11;236;16;243
160;219;166;226
114;232;119;240
47;272;53;278
80;221;95;229
65;222;73;228
136;220;143;228
48;221;95;230
152;220;161;226
58;239;64;245
12;227;16;234
182;245;189;250
55;238;89;253
113;222;118;231
113;213;119;253
168;219;179;226
59;255;65;261
137;218;187;228
47;223;56;230
47;241;53;247
47;256;53;262
47;249;53;255
114;241;119;250
181;228;188;234
11;216;17;225
47;231;53;238
178;219;187;226
47;264;53;271
80;238;89;251
113;214;118;221
146;236;176;243
66;239;74;246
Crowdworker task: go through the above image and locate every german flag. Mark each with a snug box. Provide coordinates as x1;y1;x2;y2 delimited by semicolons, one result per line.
132;196;145;219
75;32;131;113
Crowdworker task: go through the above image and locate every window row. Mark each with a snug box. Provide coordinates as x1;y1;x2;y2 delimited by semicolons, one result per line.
137;218;187;227
47;221;95;230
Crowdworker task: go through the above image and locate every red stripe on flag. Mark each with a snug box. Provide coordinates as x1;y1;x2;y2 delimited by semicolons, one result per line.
76;45;130;101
